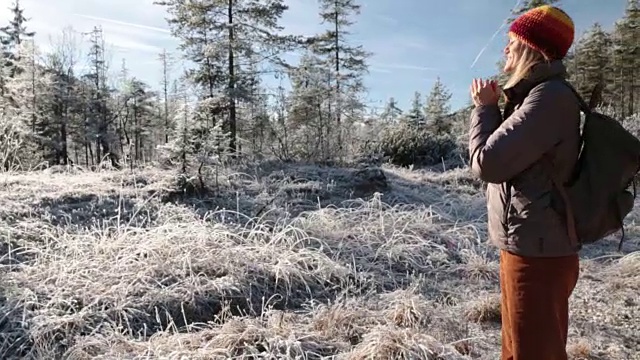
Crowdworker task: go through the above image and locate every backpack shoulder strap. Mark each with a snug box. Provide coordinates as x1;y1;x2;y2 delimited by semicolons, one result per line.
541;154;580;248
557;78;591;114
539;77;584;249
523;76;591;114
523;78;593;248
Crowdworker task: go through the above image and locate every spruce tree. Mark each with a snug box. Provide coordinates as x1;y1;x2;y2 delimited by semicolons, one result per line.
0;0;35;74
406;91;424;126
424;77;452;135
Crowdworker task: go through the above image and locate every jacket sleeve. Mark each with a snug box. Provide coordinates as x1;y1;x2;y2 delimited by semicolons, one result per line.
468;82;574;184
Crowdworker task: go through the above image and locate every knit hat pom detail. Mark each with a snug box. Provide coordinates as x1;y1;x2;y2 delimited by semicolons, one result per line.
508;5;575;59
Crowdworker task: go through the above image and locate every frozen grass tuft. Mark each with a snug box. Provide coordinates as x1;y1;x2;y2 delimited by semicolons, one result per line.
0;165;638;359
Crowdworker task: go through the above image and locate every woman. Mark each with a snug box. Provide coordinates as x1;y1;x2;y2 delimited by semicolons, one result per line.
468;5;582;360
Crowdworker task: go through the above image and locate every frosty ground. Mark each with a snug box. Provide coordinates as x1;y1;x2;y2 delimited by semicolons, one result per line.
0;163;638;359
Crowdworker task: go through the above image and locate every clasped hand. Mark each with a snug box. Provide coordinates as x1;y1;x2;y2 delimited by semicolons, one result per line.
470;78;500;107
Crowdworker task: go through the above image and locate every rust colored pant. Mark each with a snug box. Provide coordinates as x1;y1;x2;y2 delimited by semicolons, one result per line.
499;250;579;360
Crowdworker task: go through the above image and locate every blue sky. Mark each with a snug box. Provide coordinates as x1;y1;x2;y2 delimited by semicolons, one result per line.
0;0;629;112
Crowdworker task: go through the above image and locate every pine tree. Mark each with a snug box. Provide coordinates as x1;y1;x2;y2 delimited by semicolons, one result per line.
44;27;81;165
0;50;11;107
0;101;27;170
4;40;48;166
611;0;639;118
122;78;157;165
158;49;175;144
286;51;332;160
157;76;195;175
238;58;270;155
269;83;293;160
311;0;370;161
85;26;119;168
571;23;613;104
380;97;402;123
155;0;293;153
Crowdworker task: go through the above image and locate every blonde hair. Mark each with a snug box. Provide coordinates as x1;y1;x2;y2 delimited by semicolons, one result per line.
504;36;551;89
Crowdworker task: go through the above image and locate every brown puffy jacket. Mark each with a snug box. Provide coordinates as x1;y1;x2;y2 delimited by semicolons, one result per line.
468;60;582;257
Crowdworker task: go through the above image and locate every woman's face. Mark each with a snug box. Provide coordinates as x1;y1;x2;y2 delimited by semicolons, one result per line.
503;35;524;73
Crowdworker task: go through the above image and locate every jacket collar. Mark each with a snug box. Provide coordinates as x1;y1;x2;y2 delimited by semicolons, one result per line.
503;60;567;103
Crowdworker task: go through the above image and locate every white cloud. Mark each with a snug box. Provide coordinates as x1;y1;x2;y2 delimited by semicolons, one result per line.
102;34;164;54
72;14;171;35
0;0;453;106
0;0;183;89
369;67;392;74
1;0;175;49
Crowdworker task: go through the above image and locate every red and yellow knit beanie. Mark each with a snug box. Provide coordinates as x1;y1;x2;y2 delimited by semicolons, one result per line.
508;5;575;60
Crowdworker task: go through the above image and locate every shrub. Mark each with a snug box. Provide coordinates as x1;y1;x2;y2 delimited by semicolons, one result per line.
375;121;462;167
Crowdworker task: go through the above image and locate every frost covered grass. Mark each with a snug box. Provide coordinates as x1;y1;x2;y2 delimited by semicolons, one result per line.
0;164;638;359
